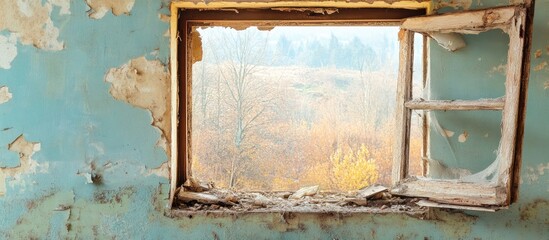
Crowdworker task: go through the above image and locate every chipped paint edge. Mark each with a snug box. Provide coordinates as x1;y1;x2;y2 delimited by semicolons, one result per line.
171;1;432;11
169;3;179;208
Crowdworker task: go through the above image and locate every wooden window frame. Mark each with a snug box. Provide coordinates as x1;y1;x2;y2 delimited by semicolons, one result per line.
170;5;427;206
391;6;532;210
168;1;533;212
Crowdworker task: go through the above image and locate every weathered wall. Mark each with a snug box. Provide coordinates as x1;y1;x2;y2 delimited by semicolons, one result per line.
0;0;548;239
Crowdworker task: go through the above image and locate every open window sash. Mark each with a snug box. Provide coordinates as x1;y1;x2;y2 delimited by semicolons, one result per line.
391;6;529;211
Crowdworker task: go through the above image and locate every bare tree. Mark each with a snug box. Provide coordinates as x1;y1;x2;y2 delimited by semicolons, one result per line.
206;27;277;188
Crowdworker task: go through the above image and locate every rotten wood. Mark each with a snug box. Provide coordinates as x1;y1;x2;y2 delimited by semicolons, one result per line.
422;34;429;177
178;191;235;206
180;8;425;23
416;199;499;212
391;178;507;206
392;29;414;186
357;185;388;199
401;6;518;33
271;7;339;15
169;3;180;208
511;0;535;204
181;14;191;186
404;98;505;111
496;7;527;206
171;1;430;12
172;187;426;214
183;177;213;192
393;6;530;209
289;186;319;199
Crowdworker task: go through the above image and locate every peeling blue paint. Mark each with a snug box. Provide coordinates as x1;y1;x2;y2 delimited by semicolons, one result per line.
0;0;549;239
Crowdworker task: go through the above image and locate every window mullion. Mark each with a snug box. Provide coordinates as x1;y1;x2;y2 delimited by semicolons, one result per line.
392;29;414;186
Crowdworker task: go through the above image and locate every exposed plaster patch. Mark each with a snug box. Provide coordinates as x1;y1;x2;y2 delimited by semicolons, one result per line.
47;0;71;15
159;13;170;37
534;61;547;71
441;129;455;138
77;161;115;185
159;13;170;23
145;161;169;178
85;0;135;19
524;163;549;184
0;0;64;51
544;80;549;90
489;64;506;75
0;33;17;69
78;172;94;184
105;57;171;154
0;86;13;104
0;135;45;196
458;131;468;143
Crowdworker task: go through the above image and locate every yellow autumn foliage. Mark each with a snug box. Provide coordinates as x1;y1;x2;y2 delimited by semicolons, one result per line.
330;144;379;191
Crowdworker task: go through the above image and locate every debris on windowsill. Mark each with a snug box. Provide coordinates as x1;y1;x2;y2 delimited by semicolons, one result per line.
288;185;319;199
172;183;426;215
357;184;389;199
182;177;214;192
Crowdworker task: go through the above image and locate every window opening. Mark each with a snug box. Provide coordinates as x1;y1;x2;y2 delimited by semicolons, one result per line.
191;26;424;192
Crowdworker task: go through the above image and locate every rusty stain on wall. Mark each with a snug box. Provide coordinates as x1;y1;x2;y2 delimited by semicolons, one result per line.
0;86;13;104
65;188;135;239
534;49;542;58
519;199;549;223
533;61;547;71
85;0;135;19
8;188;136;239
105;57;171;154
0;0;65;51
429;209;478;239
0;135;45;196
7;191;74;239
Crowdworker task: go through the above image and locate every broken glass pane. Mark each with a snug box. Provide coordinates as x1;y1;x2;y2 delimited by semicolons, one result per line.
409;110;502;182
